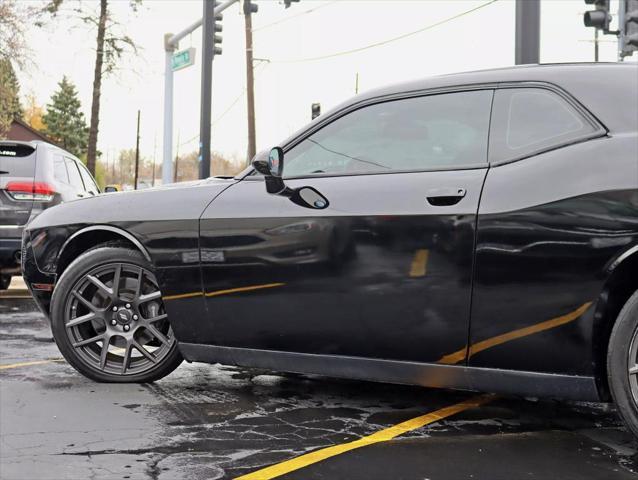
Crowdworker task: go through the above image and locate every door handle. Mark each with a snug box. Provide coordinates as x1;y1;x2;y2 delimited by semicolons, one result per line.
426;188;467;207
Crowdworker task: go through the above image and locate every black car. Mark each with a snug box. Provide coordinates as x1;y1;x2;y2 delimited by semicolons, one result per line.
1;141;99;289
21;64;638;435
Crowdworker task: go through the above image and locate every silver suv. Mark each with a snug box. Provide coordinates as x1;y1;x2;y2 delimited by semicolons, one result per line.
0;141;99;289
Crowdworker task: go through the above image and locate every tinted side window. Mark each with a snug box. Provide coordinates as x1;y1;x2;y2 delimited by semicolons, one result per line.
53;154;69;183
77;162;99;194
65;158;84;190
284;90;493;177
490;87;599;163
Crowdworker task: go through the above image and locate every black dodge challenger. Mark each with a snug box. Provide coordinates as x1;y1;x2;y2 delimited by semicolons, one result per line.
21;63;638;435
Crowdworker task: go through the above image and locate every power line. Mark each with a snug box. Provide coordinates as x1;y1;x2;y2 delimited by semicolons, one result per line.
251;0;338;33
269;0;499;63
178;63;270;149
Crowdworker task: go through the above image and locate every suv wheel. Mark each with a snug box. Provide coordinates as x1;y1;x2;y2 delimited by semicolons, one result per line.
50;246;183;382
608;289;638;438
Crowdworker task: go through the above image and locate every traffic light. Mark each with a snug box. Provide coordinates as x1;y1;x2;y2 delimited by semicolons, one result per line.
311;103;321;120
244;0;258;15
583;0;612;32
284;0;300;8
213;1;223;55
620;0;638;57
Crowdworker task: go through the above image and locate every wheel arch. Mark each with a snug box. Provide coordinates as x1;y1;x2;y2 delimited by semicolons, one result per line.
593;245;638;401
57;226;151;279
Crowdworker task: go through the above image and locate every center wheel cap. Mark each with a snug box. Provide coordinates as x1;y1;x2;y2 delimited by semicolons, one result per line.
115;309;132;325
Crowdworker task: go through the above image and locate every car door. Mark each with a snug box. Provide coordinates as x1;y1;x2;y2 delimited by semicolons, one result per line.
198;89;494;364
469;84;638;376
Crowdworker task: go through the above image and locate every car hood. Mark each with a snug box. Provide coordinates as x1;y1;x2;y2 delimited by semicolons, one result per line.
27;177;237;230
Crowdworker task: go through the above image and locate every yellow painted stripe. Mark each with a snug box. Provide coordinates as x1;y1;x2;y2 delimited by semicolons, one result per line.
205;283;285;298
409;249;429;277
163;283;285;302
162;291;203;301
438;302;592;365
234;394;494;480
0;359;65;371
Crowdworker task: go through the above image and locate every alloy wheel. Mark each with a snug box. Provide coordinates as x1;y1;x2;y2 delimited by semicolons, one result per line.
63;262;175;376
628;323;638;406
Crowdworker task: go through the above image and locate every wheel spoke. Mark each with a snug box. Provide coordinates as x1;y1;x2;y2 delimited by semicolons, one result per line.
134;267;144;298
121;343;131;374
87;274;113;297
146;324;170;346
72;333;104;348
72;291;97;312
630;365;638;375
112;264;122;298
138;290;161;304
133;340;157;363
99;336;111;369
146;313;168;323
66;312;97;328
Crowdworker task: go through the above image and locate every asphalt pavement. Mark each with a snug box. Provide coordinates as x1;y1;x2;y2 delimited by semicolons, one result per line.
1;278;637;480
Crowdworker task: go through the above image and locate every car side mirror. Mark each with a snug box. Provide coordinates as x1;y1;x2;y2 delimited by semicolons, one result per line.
252;147;329;210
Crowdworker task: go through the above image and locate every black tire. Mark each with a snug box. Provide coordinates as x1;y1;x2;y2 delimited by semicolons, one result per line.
50;246;183;383
607;289;638;438
0;275;11;291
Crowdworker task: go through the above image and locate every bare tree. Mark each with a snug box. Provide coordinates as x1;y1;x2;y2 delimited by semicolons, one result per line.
0;0;40;67
45;0;141;175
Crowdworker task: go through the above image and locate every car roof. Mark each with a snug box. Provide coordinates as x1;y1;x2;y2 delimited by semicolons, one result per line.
358;63;634;99
0;140;80;159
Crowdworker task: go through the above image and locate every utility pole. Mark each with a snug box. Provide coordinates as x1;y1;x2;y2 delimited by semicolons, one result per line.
514;0;540;64
244;0;258;164
594;27;599;61
355;72;359;94
174;132;180;183
152;135;157;187
134;110;141;190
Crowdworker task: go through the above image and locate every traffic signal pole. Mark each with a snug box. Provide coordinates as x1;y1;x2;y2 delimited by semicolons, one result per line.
515;0;540;64
162;0;238;184
244;0;257;165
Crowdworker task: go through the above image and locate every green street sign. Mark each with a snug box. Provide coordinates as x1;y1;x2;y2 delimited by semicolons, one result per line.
172;48;196;72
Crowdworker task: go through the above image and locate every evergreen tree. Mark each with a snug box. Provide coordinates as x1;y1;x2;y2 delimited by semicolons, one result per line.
43;76;88;157
0;58;23;139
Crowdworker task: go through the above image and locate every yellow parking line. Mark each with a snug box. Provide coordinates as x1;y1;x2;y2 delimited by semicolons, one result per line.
438;302;593;365
234;394;494;480
0;359;65;371
409;249;429;277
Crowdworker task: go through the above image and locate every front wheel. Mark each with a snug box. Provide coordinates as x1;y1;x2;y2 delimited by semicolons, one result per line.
608;289;638;438
50;246;183;383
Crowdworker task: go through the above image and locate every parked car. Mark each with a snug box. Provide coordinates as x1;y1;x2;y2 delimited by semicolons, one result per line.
21;64;638;436
0;141;99;289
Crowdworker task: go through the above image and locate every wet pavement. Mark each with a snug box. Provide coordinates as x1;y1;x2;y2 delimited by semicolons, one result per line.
1;282;638;479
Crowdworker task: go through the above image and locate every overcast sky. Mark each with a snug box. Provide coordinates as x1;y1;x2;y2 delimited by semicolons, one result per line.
19;0;632;169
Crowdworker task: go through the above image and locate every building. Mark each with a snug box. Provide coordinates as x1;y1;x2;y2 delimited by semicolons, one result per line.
5;118;59;146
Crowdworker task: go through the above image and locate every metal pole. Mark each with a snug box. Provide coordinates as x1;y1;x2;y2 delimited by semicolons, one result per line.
594;27;599;62
244;1;257;164
199;0;215;179
134;110;141;190
515;0;540;64
162;35;175;185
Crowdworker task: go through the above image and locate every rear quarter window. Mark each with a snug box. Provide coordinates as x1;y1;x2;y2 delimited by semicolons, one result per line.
489;87;601;164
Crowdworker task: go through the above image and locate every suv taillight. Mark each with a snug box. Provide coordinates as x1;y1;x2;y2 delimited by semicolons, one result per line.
5;181;56;202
